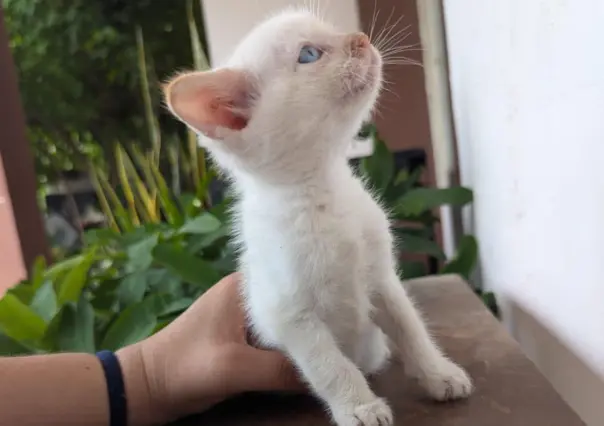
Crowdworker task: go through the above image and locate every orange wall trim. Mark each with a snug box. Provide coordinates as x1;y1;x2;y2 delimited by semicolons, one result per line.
0;154;27;295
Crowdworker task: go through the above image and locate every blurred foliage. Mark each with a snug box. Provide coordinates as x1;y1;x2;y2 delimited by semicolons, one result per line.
0;196;234;355
359;123;478;280
3;0;208;185
90;141;216;236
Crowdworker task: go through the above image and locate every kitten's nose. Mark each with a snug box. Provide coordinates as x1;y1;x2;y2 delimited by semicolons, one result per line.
349;32;370;55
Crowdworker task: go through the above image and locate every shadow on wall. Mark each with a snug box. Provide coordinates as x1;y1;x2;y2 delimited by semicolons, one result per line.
508;301;604;426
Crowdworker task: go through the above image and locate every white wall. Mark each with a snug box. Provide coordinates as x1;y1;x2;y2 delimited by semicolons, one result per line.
200;0;373;159
443;1;604;423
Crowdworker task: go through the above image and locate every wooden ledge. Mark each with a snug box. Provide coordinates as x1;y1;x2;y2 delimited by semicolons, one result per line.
172;275;585;425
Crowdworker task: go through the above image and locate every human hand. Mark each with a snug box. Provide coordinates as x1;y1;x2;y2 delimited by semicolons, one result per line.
117;273;303;426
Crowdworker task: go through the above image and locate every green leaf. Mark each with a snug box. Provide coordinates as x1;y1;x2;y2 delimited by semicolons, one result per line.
42;309;64;352
126;233;158;271
84;228;120;246
441;235;479;279
211;246;237;274
116;272;148;306
0;294;47;342
361;136;394;194
178;213;221;235
178;193;200;218
7;283;36;305
394;169;410;186
209;197;233;222
45;254;85;282
186;226;229;254
187;0;210;70
0;332;33;356
90;279;121;312
101;294;169;351
382;167;425;208
57;249;97;305
479;291;499;317
152;318;174;334
143;269;183;295
30;280;57;322
153;243;221;289
30;255;47;290
399;261;428;279
397;226;433;239
119;225;161;247
149;161;184;226
52;298;96;353
396;187;474;217
395;166;424;194
159;298;194;316
396;233;445;260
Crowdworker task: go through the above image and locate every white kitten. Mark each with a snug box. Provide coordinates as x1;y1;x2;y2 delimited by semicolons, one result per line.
164;8;473;426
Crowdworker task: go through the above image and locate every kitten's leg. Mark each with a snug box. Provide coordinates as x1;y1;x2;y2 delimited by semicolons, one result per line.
277;316;393;426
373;272;473;400
354;324;391;376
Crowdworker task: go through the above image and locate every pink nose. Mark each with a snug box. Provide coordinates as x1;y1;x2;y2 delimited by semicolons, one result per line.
349;32;370;55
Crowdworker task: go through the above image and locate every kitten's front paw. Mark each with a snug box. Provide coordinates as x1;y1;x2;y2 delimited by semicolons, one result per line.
419;359;473;401
333;398;393;426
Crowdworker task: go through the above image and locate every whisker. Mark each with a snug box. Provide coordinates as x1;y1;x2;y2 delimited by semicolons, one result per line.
373;7;397;49
381;43;423;53
379;85;400;99
375;13;404;52
381;22;411;48
381;49;425;62
383;60;423;68
374;100;398;117
375;22;400;52
382;55;422;65
368;0;380;42
382;55;423;63
319;0;329;20
379;35;414;61
373;105;385;119
378;24;411;53
380;40;424;62
381;34;418;50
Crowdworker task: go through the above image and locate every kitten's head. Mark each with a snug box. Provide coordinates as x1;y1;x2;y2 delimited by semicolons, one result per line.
164;9;382;182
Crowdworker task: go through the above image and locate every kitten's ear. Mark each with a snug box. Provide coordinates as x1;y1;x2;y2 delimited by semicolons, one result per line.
163;69;254;138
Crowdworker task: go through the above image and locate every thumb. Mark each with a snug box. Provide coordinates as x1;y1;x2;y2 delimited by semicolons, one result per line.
229;346;306;393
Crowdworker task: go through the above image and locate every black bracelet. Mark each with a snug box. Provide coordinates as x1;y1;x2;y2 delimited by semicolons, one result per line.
97;350;128;426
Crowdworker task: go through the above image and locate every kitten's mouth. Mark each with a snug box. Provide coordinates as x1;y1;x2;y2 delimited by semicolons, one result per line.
346;47;381;96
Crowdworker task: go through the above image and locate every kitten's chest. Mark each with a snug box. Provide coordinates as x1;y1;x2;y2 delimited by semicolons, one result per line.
236;189;374;349
239;194;359;253
237;190;366;283
240;205;356;268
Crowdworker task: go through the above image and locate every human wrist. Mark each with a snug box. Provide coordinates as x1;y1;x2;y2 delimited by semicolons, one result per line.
116;343;170;426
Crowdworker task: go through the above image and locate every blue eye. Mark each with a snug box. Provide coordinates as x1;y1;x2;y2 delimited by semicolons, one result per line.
298;45;322;64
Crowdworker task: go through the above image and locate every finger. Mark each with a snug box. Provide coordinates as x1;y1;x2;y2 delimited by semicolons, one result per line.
227;346;306;393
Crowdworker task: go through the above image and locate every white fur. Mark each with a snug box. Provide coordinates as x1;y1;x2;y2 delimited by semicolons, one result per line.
168;9;473;425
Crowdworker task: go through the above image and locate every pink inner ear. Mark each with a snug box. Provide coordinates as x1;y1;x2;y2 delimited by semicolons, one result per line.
207;98;248;131
164;69;251;136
